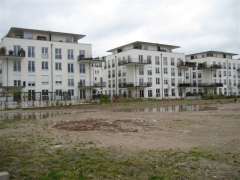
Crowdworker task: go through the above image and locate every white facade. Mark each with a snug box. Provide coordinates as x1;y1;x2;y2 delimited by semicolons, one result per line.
183;51;240;96
103;41;187;99
0;27;104;102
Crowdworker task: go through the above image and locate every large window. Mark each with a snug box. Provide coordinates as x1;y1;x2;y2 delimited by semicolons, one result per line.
148;90;152;97
68;63;74;73
28;46;35;58
156;89;161;97
79;64;85;73
156;78;160;85
13;61;21;72
55;62;62;70
55;48;62;59
68;79;74;86
68;49;74;60
13;45;21;56
42;61;48;70
155;56;160;65
28;61;35;72
41;47;48;58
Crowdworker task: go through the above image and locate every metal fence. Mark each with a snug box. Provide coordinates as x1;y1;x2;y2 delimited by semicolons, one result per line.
0;91;98;110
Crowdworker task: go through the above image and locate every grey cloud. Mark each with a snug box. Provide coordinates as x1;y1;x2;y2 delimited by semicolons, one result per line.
0;0;239;57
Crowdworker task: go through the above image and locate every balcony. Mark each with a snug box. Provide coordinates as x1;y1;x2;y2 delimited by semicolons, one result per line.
177;61;196;69
118;59;151;66
198;62;222;70
119;82;152;88
78;82;106;89
0;47;25;60
78;55;103;64
178;83;223;88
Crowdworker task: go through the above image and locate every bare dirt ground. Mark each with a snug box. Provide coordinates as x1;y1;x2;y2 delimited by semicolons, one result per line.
1;100;240;152
1;99;240;179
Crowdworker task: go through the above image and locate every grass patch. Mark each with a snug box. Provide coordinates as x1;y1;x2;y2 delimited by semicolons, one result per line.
0;136;239;180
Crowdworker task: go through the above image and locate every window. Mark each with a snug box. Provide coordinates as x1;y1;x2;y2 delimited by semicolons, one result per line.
198;73;202;78
68;63;74;73
147;70;152;76
56;89;62;96
156;67;160;74
80;89;86;99
193;72;196;79
41;47;48;58
79;64;85;74
13;45;21;56
68;49;74;60
171;58;175;66
28;46;35;58
178;70;182;77
156;89;160;97
68;79;74;86
13;61;21;72
156;78;160;85
164;89;168;97
112;70;115;78
147;56;152;64
42;61;48;70
171;89;175;96
164;79;168;85
68;89;74;97
139;67;144;75
55;48;62;59
148;90;152;97
163;57;168;65
139;78;144;85
28;61;35;72
55;63;62;70
14;80;21;87
171;68;175;76
139;55;143;62
155;56;160;65
164;68;168;74
28;82;35;87
79;50;85;58
55;81;62;85
171;78;175;86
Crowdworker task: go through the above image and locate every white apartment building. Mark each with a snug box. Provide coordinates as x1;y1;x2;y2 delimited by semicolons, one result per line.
0;27;104;103
102;41;188;99
181;51;240;96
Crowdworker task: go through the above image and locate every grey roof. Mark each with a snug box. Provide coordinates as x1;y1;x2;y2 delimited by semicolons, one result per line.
6;27;86;40
107;41;180;52
187;51;238;56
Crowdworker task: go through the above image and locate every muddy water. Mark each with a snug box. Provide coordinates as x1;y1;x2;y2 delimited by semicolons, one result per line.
0;111;69;121
113;104;218;113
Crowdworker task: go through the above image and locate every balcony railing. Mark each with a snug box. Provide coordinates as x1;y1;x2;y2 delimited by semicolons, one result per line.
78;82;106;88
198;62;222;70
177;61;196;68
118;59;151;66
119;82;152;88
0;47;26;60
78;55;103;63
178;83;223;88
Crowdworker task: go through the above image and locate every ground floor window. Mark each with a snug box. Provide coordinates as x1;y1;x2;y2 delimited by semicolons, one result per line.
164;89;168;97
68;89;74;97
80;89;86;99
42;90;49;101
156;89;160;97
171;89;175;97
140;90;144;97
148;90;152;97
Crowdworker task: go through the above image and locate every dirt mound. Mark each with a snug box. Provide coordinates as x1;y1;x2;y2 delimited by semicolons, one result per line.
53;119;144;132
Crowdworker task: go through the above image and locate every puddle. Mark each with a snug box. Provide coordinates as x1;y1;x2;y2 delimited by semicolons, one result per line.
0;111;70;121
113;104;218;113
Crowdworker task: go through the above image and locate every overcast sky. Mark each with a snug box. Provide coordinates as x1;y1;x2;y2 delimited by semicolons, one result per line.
1;0;239;57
